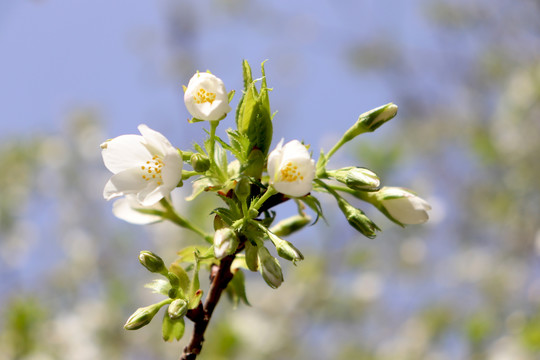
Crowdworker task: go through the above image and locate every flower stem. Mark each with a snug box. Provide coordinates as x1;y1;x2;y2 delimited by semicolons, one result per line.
209;120;219;164
160;199;213;243
250;186;278;214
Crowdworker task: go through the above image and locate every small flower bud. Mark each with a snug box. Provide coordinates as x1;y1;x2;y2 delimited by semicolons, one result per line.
124;303;163;330
244;241;259;272
167;299;188;319
266;231;304;263
190;153;210;172
139;251;168;275
258;246;284;289
327;167;380;191
343;103;398;141
269;215;311;237
213;228;239;259
337;198;380;239
235;176;251;203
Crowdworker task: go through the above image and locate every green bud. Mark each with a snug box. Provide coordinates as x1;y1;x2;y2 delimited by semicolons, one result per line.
337;198;380;239
235;176;251;203
213;228;239;259
244;241;259;271
265;230;304;263
167;272;180;288
139;251;167;275
124;303;163;330
269;215;311;237
327;167;380;191
258;246;284;289
167;299;188;319
343;103;398;141
190;153;210;172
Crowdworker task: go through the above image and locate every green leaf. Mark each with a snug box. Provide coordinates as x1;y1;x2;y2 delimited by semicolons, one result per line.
188;251;201;307
226;269;250;308
144;279;171;296
169;263;190;295
162;311;185;342
299;195;325;224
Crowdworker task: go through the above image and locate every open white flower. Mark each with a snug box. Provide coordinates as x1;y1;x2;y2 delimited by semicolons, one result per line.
184;72;232;121
112;196;165;225
267;139;316;197
101;124;183;206
377;187;431;225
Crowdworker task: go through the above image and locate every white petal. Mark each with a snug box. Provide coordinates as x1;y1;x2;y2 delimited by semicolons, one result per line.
112;197;163;225
267;139;285;180
138;124;175;156
108;168;148;196
385;198;429;225
161;152;183;188
101;135;150;173
137;183;166;206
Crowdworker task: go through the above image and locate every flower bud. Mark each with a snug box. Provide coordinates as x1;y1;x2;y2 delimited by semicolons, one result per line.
266;231;304;263
327;167;380;191
139;251;168;275
235;176;251;203
184;72;232;121
213;228;239;259
190;153;210;172
244;241;259;271
258;246;284;289
167;299;188;319
269;215;311;237
124;303;163;330
375;187;431;226
337;198;380;239
343;103;398;141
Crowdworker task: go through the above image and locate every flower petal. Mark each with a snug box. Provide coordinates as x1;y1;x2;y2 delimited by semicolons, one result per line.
138;124;175;156
106;168;148;198
112;197;164;225
102;134;150;173
137;183;166;206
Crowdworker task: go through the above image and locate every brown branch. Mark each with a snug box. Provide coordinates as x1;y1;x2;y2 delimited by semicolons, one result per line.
180;254;235;360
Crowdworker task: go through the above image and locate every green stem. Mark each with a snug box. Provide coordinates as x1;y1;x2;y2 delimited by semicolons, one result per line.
250;186;278;214
160;199;213;243
209;120;219;164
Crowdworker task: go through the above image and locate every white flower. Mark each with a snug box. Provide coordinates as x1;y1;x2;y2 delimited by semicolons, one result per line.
101;124;183;206
378;187;431;225
267;139;316;197
184;72;232;121
112;196;165;225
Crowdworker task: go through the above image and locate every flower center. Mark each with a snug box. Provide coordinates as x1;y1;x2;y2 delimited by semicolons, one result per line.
141;155;164;186
193;88;216;105
280;162;304;182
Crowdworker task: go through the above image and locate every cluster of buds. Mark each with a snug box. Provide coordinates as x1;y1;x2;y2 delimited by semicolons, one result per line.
101;60;431;348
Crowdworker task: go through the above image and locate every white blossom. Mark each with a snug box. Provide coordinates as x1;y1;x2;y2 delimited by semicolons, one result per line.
267;139;316;197
112;196;164;225
184;72;231;121
101;124;183;206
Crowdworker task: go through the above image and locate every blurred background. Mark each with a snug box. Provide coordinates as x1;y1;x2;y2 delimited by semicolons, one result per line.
1;0;540;359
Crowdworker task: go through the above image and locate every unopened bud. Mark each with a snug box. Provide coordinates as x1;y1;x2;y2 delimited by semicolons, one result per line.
213;228;239;259
139;251;167;275
337;198;380;239
124;303;162;330
235;176;251;203
269;215;311;237
244;241;259;271
167;299;188;319
344;103;398;141
327;167;380;191
375;187;431;226
258;246;284;289
190;153;210;172
266;231;304;263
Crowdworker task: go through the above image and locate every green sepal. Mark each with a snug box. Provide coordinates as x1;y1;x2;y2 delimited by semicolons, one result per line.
226;268;251;308
188;117;205;124
162;310;185;342
236;60;273;156
228;90;235;103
